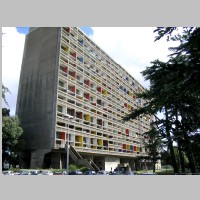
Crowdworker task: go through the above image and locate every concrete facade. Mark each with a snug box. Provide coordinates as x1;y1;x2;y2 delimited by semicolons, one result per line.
16;28;60;168
17;27;155;170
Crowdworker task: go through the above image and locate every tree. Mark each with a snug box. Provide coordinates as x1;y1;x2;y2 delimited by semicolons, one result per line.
2;109;23;168
123;27;200;174
143;124;162;173
2;84;23;169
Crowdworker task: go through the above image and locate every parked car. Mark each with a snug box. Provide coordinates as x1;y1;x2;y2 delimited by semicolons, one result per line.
13;172;21;175
53;171;65;175
84;170;96;175
30;170;42;175
96;170;109;175
2;170;14;175
69;170;83;175
110;171;123;175
41;170;53;175
124;171;135;175
19;171;32;175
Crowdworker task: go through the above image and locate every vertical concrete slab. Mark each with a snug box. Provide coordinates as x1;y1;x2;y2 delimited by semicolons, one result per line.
16;28;61;152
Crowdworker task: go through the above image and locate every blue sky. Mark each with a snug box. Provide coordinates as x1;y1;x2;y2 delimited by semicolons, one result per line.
16;27;94;36
16;27;29;34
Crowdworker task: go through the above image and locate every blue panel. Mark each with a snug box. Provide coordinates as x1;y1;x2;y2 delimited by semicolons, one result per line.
77;57;83;63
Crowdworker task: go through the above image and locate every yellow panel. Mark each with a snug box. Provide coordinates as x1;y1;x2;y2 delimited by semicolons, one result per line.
77;135;83;142
78;136;83;147
65;47;69;52
103;90;107;96
91;131;96;135
137;146;140;152
85;114;90;121
127;145;130;150
98;139;103;146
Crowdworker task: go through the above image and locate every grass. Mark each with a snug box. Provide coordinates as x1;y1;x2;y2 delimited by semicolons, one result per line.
135;168;174;175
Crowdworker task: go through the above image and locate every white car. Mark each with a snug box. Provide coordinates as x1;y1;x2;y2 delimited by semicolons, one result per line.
96;170;109;175
2;171;14;175
41;170;53;175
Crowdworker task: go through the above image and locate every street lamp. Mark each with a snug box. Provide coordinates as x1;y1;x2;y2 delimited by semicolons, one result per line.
63;113;73;175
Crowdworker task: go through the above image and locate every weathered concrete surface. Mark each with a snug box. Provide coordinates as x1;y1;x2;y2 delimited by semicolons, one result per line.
16;28;60;167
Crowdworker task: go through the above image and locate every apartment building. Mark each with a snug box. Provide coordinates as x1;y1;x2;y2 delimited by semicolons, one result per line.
16;27;153;171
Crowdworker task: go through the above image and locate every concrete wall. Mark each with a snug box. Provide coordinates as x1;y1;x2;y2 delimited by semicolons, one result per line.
16;28;60;153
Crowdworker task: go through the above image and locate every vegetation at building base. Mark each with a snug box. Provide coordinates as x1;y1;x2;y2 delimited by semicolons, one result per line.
2;84;24;170
142;125;162;173
123;27;200;175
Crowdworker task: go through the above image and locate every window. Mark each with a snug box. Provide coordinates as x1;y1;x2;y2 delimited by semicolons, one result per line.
59;81;64;87
57;105;63;112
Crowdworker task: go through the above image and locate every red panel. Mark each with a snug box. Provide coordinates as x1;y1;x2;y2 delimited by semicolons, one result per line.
85;93;90;99
134;146;137;151
97;87;102;93
72;52;76;58
118;132;121;134
123;144;126;149
133;95;136;99
124;103;127;107
131;107;134;110
86;80;90;86
61;132;65;140
66;27;70;33
126;129;129;135
64;67;68;73
72;86;76;93
77;112;83;119
72;71;76;78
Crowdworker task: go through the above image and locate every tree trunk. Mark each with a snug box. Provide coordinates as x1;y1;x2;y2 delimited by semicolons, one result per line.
165;107;179;174
178;144;185;173
183;131;196;173
180;109;196;173
153;162;156;173
175;110;185;173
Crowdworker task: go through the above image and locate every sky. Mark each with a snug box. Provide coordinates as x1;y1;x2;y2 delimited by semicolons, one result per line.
2;27;179;116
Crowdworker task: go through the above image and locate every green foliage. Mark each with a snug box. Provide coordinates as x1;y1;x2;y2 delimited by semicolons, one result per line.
142;125;162;172
123;27;200;174
68;164;78;172
78;166;89;173
2;108;23;168
2;108;10;117
2;116;23;148
2;83;10;106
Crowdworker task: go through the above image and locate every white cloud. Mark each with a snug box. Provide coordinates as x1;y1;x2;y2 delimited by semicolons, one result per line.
2;27;25;116
90;27;179;88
